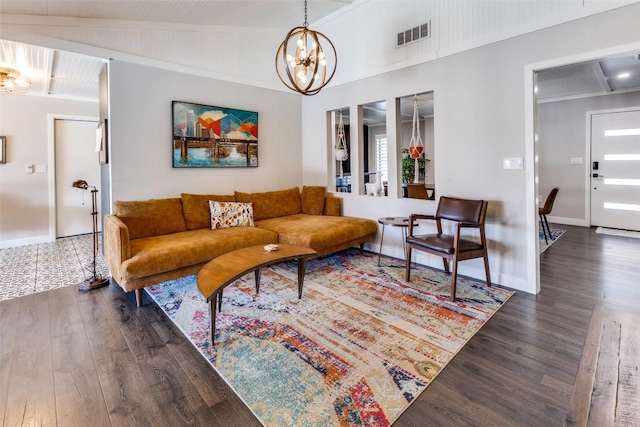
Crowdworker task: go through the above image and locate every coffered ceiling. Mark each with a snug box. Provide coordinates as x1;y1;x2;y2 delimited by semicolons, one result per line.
536;53;640;101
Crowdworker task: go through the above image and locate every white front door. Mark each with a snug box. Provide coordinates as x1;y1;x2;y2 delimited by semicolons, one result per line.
590;109;640;231
55;119;101;238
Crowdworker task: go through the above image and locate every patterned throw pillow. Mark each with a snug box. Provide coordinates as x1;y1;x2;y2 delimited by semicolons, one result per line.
209;201;254;229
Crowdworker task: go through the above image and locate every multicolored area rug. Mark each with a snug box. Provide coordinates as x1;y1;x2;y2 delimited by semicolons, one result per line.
146;250;513;427
539;226;566;254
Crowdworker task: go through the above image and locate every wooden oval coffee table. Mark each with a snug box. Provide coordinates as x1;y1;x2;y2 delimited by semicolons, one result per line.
197;244;317;344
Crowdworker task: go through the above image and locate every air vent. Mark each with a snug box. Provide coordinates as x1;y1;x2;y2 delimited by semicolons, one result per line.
397;21;430;47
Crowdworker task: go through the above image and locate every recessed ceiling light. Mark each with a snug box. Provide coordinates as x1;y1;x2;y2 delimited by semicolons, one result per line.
617;72;631;79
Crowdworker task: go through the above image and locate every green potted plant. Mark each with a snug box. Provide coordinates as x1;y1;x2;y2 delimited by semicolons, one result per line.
401;148;430;183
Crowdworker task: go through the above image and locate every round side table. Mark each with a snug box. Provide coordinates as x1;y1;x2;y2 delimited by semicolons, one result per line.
377;217;418;265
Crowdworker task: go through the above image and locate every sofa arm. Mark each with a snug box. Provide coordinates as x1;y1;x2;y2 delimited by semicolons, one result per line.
324;197;342;216
103;214;131;282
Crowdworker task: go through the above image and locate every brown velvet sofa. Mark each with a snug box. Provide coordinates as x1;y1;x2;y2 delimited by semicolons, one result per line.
104;186;378;306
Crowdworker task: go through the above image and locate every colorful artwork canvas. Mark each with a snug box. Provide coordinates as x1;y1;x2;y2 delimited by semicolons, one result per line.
172;101;258;168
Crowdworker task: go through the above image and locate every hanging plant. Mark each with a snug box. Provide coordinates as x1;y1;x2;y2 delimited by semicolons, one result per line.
407;94;425;183
335;110;348;162
401;148;429;183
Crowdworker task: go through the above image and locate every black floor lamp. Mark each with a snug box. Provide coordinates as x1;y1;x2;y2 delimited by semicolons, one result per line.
72;180;109;291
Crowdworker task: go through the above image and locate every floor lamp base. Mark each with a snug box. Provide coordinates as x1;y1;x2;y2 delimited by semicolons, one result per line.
78;276;110;292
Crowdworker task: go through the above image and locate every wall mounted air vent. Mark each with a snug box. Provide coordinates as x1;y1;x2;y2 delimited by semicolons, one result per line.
397;21;431;47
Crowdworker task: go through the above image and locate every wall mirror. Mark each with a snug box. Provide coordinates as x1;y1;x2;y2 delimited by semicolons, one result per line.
360;100;387;197
397;91;435;200
329;108;351;192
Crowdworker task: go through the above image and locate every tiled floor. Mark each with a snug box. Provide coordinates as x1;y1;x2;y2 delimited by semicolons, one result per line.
0;234;109;301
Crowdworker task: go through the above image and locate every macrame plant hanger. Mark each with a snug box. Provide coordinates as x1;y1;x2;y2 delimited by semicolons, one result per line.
335;109;348;178
408;95;424;183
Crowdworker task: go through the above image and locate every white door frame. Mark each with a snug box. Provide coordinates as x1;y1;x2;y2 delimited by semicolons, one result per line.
47;114;100;241
584;106;640;227
524;41;640;294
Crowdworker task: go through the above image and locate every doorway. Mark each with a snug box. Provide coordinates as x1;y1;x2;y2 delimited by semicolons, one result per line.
48;115;101;239
590;108;640;231
526;43;640;294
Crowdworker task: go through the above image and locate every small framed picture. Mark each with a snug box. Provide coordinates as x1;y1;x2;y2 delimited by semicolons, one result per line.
97;120;108;165
0;136;6;164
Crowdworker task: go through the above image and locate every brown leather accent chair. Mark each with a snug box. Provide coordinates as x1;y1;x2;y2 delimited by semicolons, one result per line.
405;196;491;301
539;187;559;245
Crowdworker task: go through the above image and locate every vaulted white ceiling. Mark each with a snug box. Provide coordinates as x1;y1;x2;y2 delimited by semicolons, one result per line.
1;0;639;101
0;0;356;99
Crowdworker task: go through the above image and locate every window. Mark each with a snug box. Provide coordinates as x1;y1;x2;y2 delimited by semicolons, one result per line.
375;134;388;183
397;91;435;199
327;107;351;193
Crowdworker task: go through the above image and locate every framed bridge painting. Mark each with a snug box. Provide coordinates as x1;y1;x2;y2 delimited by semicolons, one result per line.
172;101;258;168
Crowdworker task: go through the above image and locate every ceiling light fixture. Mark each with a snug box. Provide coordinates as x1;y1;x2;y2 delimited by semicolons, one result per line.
0;67;32;94
617;72;631;79
275;0;337;96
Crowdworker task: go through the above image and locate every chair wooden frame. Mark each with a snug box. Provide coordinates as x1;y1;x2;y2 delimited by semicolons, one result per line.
405;196;491;301
539;187;559;245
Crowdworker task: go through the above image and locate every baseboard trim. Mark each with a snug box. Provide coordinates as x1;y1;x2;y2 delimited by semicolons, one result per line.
545;216;588;227
0;235;53;249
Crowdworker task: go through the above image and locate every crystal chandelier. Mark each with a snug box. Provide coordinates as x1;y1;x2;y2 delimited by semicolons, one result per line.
0;67;31;94
275;0;337;96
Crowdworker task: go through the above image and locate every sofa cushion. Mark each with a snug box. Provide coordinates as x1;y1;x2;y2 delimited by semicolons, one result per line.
301;186;326;215
122;227;278;281
256;213;378;253
209;201;254;229
181;193;236;230
234;187;301;221
115;198;187;239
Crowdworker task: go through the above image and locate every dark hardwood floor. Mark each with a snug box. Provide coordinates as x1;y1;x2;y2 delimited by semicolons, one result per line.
1;225;639;426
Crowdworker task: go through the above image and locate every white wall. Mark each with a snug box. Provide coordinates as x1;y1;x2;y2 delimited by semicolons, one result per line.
301;3;640;294
538;92;640;224
107;60;302;204
0;93;98;247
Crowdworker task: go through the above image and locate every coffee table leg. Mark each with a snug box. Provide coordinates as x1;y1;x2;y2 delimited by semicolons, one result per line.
210;295;218;345
255;268;262;293
378;224;386;266
297;257;308;299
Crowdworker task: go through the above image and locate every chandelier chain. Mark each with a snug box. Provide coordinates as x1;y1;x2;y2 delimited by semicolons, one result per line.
303;0;308;28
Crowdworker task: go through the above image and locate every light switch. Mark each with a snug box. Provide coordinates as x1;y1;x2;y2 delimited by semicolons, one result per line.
35;164;47;173
503;157;523;170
